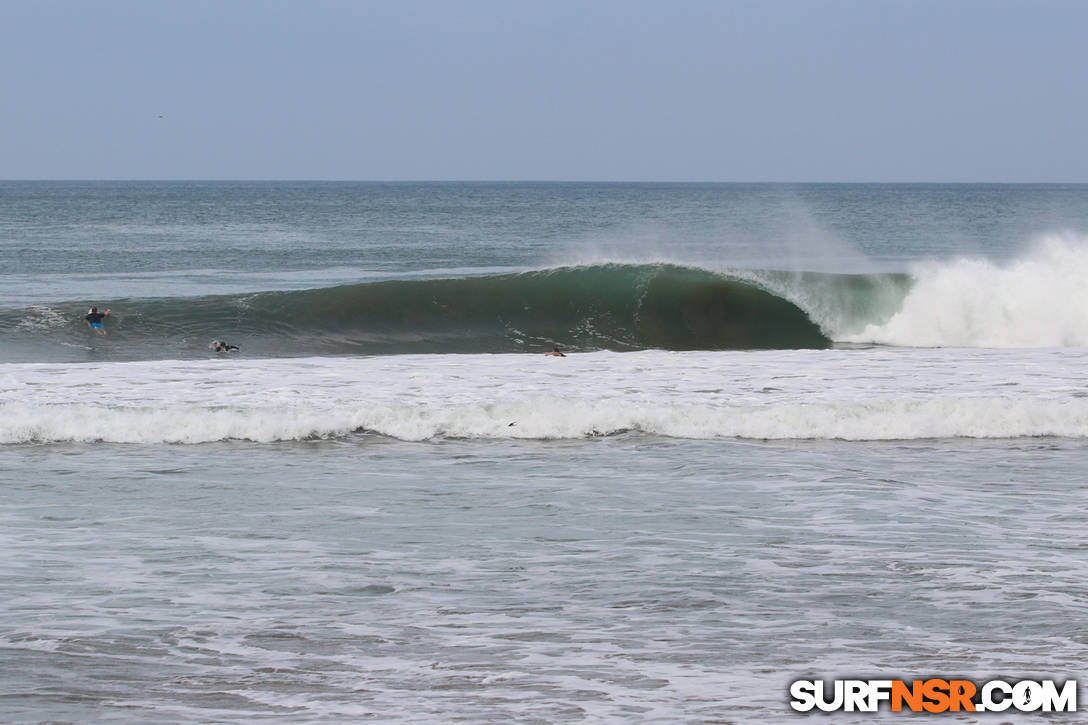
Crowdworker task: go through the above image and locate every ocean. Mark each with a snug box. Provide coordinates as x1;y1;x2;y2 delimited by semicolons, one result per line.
2;181;1087;723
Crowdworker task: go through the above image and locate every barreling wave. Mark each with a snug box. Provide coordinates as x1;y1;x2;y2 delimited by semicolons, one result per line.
9;264;834;359
10;237;1088;362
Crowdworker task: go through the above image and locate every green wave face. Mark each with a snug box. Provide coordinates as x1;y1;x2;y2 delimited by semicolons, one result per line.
238;264;831;352
12;264;836;358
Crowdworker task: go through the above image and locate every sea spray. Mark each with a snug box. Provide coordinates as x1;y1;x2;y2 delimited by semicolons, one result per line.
843;235;1088;347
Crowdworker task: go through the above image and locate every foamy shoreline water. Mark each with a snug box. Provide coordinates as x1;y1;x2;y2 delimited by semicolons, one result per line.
3;348;1088;443
4;436;1087;724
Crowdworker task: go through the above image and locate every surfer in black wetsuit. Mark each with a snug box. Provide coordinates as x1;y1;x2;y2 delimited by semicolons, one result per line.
211;340;239;352
546;346;566;357
85;307;110;334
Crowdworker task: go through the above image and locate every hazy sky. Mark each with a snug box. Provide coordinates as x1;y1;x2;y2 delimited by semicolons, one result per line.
2;0;1085;181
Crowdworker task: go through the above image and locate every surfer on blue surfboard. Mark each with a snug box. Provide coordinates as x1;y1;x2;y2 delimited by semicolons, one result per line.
85;306;110;334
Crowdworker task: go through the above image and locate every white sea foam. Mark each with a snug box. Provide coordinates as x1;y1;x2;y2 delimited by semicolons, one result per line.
839;235;1088;347
13;305;69;331
3;348;1087;444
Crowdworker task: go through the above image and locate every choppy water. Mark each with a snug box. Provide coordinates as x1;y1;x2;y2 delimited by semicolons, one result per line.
5;438;1087;723
3;182;1088;723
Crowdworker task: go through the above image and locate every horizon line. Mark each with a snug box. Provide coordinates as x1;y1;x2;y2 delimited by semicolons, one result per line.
2;178;1087;185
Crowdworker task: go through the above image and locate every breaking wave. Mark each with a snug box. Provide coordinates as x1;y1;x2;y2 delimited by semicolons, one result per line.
7;264;832;358
8;237;1088;362
838;235;1088;347
5;398;1088;444
4;349;1087;444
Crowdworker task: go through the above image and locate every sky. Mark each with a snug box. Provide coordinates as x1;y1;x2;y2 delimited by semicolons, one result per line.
1;0;1086;182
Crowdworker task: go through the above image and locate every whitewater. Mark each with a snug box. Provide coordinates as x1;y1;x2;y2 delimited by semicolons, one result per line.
5;347;1088;444
4;182;1088;724
830;235;1088;347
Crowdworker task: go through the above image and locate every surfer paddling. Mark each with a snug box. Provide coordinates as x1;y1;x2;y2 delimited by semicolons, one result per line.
545;345;566;357
211;340;239;352
85;307;110;334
